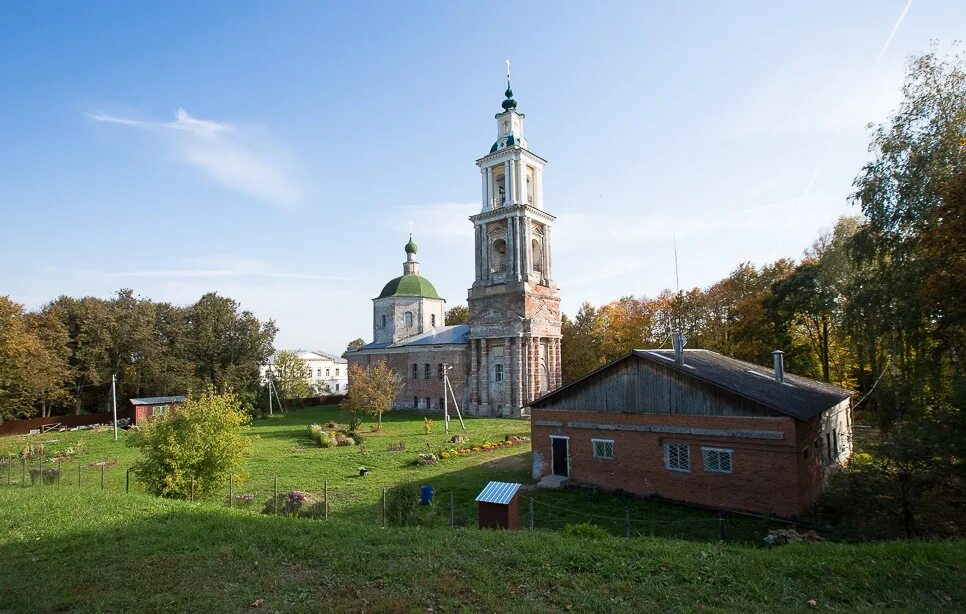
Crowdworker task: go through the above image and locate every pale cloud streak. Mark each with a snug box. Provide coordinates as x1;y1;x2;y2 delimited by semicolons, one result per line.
87;108;303;207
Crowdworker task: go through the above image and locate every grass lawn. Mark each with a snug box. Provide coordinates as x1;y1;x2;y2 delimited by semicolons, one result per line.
0;405;820;543
0;488;963;613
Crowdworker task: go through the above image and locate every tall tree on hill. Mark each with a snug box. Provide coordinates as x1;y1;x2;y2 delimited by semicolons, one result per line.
184;293;277;394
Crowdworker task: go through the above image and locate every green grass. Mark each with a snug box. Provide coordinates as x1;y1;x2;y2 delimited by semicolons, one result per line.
0;488;963;613
0;406;825;543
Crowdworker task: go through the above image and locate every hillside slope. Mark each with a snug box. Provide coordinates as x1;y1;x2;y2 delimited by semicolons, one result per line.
0;489;962;613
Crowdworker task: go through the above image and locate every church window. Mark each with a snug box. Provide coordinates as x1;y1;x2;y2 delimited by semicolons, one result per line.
413;396;418;408
532;238;544;274
336;368;339;376
412;364;418;380
494;363;504;382
431;314;436;327
382;314;386;328
425;397;431;408
404;311;413;326
326;369;330;377
424;363;431;380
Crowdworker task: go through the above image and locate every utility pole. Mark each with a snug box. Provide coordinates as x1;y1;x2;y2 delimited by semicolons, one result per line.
266;366;274;416
111;374;118;441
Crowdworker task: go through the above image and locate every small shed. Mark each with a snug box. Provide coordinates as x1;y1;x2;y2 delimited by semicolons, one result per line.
129;396;186;425
476;481;522;530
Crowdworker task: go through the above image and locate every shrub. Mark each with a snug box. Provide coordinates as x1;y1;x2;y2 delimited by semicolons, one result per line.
348;416;362;432
285;490;306;514
563;523;611;540
128;389;252;499
386;483;421;526
423;417;432;435
348;431;365;445
415;453;437;466
339;436;356;447
387;441;406;452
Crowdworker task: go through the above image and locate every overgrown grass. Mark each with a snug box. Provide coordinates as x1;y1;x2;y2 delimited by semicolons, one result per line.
0;488;962;612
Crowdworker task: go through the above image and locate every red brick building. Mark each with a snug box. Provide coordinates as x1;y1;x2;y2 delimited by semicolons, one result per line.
529;347;852;518
128;396;186;426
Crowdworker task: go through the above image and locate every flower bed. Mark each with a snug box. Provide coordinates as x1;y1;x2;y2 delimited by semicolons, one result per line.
437;436;530;460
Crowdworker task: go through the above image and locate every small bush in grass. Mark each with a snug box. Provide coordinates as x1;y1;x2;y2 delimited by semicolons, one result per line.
387;441;406;452
423;417;432;435
563;523;611;540
387;483;421;526
348;431;365;445
29;467;60;485
348;416;362;432
338;436;356;447
415;453;437;466
285;491;306;514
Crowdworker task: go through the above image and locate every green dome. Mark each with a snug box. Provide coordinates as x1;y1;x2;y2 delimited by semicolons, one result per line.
378;274;439;299
404;236;418;254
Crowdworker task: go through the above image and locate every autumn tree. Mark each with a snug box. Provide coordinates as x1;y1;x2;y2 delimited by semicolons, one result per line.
341;362;403;430
346;338;365;351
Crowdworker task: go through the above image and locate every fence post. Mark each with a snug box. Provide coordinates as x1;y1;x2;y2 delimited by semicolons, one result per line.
38;456;43;488
529;497;534;531
273;477;278;515
22;457;26;488
324;480;328;520
625;507;630;538
382;488;387;528
58;460;62;486
718;509;726;541
77;462;81;487
191;478;195;502
450;492;454;528
100;465;105;490
126;468;130;493
228;475;233;508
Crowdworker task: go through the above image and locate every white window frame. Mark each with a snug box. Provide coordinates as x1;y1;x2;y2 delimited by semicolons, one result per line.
152;405;168;417
493;363;504;382
591;438;614;460
701;447;734;474
664;442;690;472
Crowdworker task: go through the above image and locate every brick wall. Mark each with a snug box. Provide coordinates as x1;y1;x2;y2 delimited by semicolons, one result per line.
347;346;470;412
531;408;814;518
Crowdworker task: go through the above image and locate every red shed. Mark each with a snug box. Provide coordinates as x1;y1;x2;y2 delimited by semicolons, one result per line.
129;396;186;426
476;481;522;530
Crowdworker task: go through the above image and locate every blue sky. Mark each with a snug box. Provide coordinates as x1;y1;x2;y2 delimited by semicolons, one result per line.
1;1;962;351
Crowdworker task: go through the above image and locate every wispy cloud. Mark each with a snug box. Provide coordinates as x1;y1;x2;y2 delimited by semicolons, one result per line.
388;202;477;242
87;108;303;207
87;255;366;282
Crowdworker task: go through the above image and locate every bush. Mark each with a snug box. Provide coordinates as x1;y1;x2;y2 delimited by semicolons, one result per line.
348;431;365;445
563;523;611;540
386;484;421;526
387;441;406;452
128;389;252;499
348;416;362;432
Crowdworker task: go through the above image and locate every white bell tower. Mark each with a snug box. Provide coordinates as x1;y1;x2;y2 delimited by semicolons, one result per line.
466;64;562;417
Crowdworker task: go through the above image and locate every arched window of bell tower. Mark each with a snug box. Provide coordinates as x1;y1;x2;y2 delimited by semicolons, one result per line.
532;238;544;274
491;238;507;273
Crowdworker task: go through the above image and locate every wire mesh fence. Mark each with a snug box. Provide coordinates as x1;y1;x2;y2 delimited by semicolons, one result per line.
1;453;831;544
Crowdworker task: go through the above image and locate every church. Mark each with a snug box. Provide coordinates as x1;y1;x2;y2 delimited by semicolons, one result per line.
345;78;562;417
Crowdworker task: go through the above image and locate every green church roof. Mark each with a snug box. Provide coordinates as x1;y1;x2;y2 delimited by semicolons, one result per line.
378;274;440;299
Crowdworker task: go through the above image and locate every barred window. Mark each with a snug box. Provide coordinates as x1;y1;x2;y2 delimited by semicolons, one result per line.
412;364;418;380
664;443;690;472
494;363;504;382
702;447;733;474
424;363;431;380
592;439;614;460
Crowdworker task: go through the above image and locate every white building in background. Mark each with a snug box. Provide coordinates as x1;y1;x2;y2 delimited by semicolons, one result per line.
261;350;349;394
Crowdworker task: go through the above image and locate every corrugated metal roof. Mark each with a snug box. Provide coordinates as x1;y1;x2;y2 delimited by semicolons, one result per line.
475;481;522;505
530;349;852;421
129;395;186;406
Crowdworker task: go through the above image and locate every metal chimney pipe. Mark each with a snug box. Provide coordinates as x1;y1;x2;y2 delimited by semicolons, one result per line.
772;350;785;383
673;333;685;365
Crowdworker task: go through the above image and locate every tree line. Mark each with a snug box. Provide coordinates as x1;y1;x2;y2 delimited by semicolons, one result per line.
0;290;277;421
